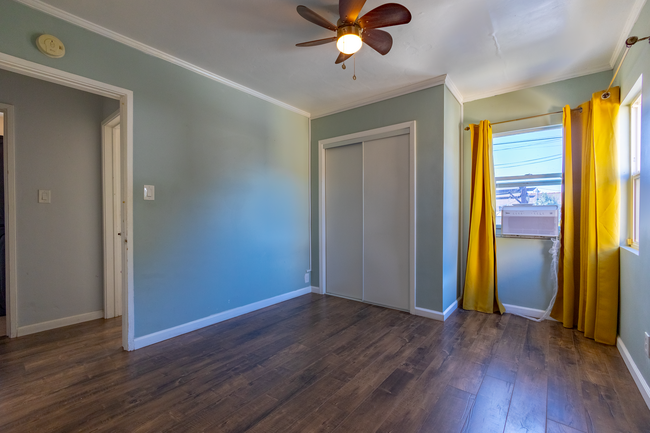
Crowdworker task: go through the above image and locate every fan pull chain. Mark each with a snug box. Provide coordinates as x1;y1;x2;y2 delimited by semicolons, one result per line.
353;56;356;80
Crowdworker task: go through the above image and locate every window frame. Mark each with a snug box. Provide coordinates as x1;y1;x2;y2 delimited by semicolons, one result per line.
630;93;642;249
492;124;563;235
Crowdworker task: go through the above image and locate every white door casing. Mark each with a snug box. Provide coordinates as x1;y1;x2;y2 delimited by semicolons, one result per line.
0;103;17;337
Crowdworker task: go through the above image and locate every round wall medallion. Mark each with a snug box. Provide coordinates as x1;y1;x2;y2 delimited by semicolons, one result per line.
36;34;66;58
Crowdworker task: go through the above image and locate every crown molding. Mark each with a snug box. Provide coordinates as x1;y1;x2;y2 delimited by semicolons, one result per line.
609;0;647;68
311;74;449;119
12;0;311;118
444;75;463;105
462;63;613;103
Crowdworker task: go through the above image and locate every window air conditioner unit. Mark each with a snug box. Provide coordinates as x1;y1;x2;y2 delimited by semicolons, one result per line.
501;205;559;238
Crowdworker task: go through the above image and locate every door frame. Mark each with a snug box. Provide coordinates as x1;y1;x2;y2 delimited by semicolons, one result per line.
102;111;122;319
0;52;135;350
0;103;16;337
318;121;417;314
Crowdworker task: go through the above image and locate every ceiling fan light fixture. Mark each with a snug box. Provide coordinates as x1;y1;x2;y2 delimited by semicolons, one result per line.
295;2;412;62
336;25;362;54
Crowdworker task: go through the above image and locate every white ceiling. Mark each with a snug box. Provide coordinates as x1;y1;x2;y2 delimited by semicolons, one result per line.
29;0;643;116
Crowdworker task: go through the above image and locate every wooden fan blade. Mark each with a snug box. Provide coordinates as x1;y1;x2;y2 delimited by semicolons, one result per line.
297;5;337;31
358;3;411;30
335;52;353;64
339;0;367;23
296;37;337;47
362;29;393;55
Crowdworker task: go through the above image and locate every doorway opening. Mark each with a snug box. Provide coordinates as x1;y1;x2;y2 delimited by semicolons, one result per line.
0;76;120;342
0;53;134;350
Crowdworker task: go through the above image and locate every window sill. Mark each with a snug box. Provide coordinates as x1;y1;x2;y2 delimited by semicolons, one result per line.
621;245;639;256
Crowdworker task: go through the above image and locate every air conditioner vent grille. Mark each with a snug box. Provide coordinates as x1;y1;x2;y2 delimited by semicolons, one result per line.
501;205;559;238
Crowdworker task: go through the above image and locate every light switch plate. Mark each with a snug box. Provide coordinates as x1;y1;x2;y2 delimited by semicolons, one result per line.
144;185;155;200
645;332;650;358
38;189;51;203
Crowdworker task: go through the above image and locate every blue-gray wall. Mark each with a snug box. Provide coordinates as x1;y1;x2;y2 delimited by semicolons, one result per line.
615;0;650;394
0;0;309;337
462;71;612;310
311;85;460;312
443;87;462;309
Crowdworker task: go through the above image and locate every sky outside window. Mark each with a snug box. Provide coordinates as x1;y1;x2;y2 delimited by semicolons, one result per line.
493;126;562;178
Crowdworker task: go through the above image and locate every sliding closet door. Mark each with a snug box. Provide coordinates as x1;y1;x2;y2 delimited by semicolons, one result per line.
324;143;363;300
363;134;410;310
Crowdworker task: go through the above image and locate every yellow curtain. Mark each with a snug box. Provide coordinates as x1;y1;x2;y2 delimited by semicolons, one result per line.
463;120;504;314
552;104;583;326
551;88;620;345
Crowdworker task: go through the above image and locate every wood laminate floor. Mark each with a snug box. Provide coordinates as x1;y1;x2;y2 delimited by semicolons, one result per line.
1;294;649;433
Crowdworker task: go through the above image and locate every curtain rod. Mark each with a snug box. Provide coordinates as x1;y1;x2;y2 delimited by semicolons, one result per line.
602;35;650;99
463;107;582;131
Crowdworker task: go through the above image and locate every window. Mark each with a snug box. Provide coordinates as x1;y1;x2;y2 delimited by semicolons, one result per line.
493;125;563;227
630;94;642;247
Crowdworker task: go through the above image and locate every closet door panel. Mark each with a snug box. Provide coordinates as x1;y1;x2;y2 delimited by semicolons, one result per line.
363;135;410;310
325;143;363;300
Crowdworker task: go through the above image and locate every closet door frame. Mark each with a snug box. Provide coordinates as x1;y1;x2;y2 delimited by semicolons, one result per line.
318;121;416;314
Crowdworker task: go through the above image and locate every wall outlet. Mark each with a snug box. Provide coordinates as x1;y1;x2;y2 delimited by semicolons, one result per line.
645;332;650;358
304;273;310;284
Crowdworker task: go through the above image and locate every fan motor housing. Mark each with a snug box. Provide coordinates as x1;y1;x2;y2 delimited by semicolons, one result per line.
337;24;362;40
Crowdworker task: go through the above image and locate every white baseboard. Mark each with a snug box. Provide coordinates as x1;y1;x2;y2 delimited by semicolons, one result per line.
501;303;559;322
134;287;312;350
443;299;460;319
617;337;650;411
502;303;545;319
311;286;322;294
17;310;104;336
412;298;459;322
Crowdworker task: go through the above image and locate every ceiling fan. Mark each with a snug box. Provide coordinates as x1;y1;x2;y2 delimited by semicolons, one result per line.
295;0;412;64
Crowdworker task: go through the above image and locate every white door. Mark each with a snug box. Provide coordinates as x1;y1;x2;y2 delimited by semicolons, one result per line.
322;131;411;311
363;134;410;310
112;124;122;316
102;113;123;319
324;143;363;300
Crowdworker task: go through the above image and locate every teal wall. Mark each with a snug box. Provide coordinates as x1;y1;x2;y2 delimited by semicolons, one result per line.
615;0;650;392
311;85;456;312
462;71;612;310
0;0;309;337
442;87;462;309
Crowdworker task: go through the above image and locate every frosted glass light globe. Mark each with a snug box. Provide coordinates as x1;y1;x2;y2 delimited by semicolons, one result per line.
337;34;362;55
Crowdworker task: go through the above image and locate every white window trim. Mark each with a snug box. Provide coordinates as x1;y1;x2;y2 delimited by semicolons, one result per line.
630;94;642;249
